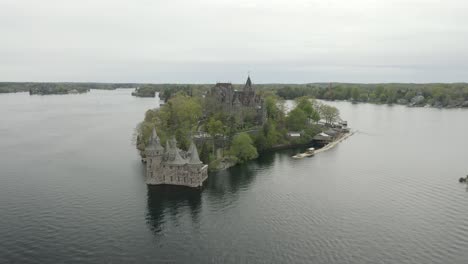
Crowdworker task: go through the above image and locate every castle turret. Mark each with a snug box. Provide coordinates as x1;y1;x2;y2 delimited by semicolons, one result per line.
145;127;164;157
145;127;165;183
188;142;202;164
171;148;186;165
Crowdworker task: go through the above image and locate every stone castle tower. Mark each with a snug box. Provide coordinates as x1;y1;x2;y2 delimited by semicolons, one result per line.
208;76;266;125
145;128;208;188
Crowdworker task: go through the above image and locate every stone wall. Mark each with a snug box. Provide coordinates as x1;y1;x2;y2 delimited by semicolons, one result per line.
146;163;208;188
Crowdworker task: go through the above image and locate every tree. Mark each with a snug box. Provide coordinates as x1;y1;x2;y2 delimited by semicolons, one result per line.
205;117;224;155
351;88;360;101
229;133;258;163
136;93;202;151
286;107;307;131
265;95;279;120
199;142;211;164
319;105;340;125
296;96;321;122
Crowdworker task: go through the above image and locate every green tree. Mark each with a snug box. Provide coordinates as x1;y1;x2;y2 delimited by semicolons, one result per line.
136;93;202;151
265;95;280;120
319;105;340;125
296;96;320;122
351;88;360;101
286;107;307;131
199;142;211;164
229;132;258;163
205;117;224;155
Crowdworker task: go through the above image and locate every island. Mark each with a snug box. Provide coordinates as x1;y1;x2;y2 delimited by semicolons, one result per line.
136;76;349;187
0;82;139;95
29;84;90;95
131;85;158;98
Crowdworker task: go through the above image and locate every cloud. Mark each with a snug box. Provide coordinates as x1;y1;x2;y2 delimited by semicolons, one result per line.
1;0;468;82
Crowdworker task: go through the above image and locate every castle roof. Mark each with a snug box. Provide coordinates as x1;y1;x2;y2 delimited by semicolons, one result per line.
171;147;187;165
188;142;202;164
146;127;163;151
245;76;252;87
164;137;187;165
165;140;171;151
151;127;159;141
165;139;176;156
215;83;233;88
169;137;177;148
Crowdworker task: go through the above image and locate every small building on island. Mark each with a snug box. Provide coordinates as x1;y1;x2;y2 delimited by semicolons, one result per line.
145;128;208;188
313;132;333;146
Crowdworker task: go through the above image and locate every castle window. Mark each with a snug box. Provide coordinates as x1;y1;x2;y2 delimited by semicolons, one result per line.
170;176;173;181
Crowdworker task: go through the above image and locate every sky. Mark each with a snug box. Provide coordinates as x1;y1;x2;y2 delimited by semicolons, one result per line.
1;0;468;83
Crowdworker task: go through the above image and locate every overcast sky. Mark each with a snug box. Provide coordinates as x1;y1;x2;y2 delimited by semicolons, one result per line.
1;0;467;83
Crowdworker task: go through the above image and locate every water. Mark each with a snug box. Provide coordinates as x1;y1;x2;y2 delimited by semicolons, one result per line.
1;90;468;263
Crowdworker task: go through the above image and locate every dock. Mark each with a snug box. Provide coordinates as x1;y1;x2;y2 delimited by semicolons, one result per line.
314;131;355;155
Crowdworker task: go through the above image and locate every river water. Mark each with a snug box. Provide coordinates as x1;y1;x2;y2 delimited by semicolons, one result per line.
1;90;468;264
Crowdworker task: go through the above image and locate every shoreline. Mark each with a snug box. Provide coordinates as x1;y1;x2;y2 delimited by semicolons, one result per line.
314;131;355;155
209;131;355;171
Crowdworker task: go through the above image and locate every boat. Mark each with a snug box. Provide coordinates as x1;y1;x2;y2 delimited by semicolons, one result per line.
292;148;315;159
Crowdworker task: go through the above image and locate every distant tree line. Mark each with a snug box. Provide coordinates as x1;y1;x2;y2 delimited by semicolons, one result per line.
5;81;468;108
0;82;139;94
131;84;212;101
275;83;468;108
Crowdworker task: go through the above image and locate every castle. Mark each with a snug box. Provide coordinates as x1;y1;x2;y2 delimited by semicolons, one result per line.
208;76;266;125
145;128;208;188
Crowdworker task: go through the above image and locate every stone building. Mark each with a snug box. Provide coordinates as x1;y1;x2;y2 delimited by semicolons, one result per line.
145;128;208;188
208;76;266;125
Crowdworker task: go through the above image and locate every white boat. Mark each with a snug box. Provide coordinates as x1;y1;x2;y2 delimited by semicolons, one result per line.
292;148;315;159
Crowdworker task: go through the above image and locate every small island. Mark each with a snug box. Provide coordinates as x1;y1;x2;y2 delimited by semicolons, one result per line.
131;86;158;98
29;85;90;95
136;76;348;187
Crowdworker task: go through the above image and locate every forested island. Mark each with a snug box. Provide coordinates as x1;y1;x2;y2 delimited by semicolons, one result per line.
136;77;343;172
0;82;138;95
131;84;212;103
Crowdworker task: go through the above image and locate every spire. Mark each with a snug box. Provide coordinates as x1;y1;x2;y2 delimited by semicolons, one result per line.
171;147;186;165
246;75;252;87
244;74;253;92
165;140;171;151
148;127;163;150
164;140;171;156
165;139;176;157
188;142;202;164
170;136;177;149
151;127;159;142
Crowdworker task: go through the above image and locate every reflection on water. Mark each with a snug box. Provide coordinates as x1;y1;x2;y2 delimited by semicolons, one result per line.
146;185;202;235
145;150;284;236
